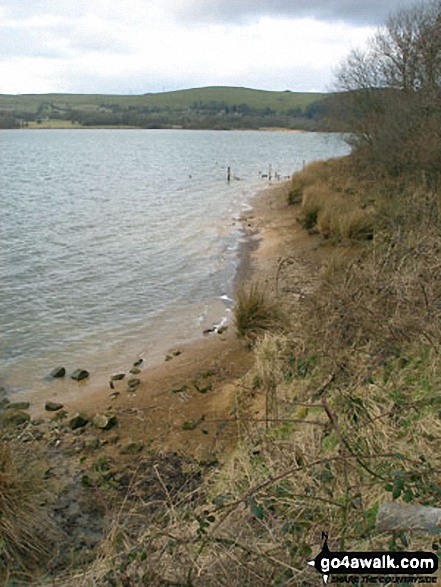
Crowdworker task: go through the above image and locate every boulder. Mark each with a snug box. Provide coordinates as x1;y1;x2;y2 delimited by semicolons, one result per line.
127;378;141;388
45;401;64;412
68;412;89;430
130;367;141;375
93;413;117;431
50;366;66;378
0;410;31;427
133;359;143;367
0;398;10;409
70;369;90;381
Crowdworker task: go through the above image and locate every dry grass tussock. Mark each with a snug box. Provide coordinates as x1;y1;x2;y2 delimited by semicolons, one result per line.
36;158;441;585
290;157;379;242
234;282;284;340
0;439;60;583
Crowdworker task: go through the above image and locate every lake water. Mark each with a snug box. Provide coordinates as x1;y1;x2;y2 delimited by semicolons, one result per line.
0;129;349;402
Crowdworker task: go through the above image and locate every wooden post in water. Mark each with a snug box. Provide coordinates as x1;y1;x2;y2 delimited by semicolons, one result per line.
227;166;231;182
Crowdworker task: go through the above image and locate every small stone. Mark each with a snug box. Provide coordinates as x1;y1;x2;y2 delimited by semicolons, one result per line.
70;369;90;381
6;401;30;411
109;392;120;400
217;326;228;334
165;355;173;362
133;359;143;367
31;419;44;426
107;433;120;445
51;409;68;421
93;413;117;430
130;367;141;374
50;366;66;378
83;435;100;450
111;373;125;381
68;412;89;430
119;440;143;455
45;401;64;412
172;350;182;357
128;378;141;388
0;410;31;427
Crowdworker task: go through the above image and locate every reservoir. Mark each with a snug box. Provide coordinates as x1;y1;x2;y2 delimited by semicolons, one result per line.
0;129;349;400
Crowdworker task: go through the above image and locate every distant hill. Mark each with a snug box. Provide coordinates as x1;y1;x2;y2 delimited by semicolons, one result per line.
0;86;333;130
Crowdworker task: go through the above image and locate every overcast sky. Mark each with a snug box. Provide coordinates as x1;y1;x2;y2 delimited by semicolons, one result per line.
0;0;417;95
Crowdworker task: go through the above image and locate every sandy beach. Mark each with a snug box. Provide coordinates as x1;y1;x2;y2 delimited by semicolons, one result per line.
35;179;324;458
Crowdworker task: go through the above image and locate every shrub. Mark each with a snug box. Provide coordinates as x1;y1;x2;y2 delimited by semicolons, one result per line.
296;163;376;241
300;184;326;229
0;440;59;581
234;283;282;339
338;207;375;240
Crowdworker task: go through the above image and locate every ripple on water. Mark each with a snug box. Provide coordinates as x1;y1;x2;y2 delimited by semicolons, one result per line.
0;129;350;400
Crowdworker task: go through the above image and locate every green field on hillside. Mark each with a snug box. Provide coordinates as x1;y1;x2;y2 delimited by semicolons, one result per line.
0;86;324;113
0;86;330;130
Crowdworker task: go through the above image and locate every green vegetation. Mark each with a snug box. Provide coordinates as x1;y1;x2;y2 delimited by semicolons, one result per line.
0;86;330;130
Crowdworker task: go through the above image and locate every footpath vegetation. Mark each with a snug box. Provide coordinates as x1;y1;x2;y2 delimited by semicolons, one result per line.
0;86;329;131
2;1;441;584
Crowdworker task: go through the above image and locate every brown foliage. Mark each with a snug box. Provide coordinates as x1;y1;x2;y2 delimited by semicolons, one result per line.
0;440;60;582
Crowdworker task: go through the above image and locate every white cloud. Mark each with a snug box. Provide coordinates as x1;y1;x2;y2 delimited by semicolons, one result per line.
0;1;375;94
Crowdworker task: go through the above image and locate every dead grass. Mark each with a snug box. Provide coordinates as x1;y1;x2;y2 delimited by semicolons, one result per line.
33;156;441;585
299;175;375;241
234;282;283;340
0;439;60;583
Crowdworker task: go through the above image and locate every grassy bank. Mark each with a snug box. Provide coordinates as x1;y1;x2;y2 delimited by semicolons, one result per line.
2;155;441;585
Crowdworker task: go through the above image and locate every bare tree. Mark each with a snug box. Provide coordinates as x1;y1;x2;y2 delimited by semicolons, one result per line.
334;0;441;180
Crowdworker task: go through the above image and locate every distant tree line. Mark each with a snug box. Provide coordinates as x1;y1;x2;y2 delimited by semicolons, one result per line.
0;96;336;131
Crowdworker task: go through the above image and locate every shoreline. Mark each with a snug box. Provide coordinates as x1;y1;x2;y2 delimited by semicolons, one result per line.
3;177;324;459
58;179;324;457
3;126;309;132
41;182;285;453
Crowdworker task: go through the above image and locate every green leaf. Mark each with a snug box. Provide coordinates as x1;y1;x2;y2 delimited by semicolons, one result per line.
251;504;264;520
403;488;413;503
392;485;402;500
